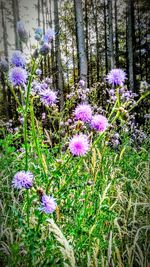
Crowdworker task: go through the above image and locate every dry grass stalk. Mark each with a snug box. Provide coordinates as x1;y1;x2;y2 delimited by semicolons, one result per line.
47;219;76;267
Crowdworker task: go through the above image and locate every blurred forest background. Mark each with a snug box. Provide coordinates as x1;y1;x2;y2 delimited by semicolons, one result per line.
0;0;150;121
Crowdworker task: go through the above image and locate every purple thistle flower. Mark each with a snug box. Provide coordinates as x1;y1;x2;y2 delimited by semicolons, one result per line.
0;59;9;72
10;50;26;68
41;82;48;89
35;68;42;76
107;69;126;86
12;171;33;189
40;88;57;106
74;103;92;122
79;79;85;87
91;115;108;132
40;43;50;55
9;67;27;86
44;28;55;43
69;134;89;156
17;21;28;43
34;27;43;41
41;195;57;214
109;89;115;96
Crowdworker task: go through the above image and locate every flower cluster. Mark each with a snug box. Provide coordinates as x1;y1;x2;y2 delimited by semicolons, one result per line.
12;171;33;189
91;115;108;132
9;67;27;87
69;134;89;156
10;50;26;68
40;195;57;214
74;104;92;122
40;88;57;106
34;27;55;56
107;68;126;86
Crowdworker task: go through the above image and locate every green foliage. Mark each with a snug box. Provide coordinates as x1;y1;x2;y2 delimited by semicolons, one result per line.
0;126;149;266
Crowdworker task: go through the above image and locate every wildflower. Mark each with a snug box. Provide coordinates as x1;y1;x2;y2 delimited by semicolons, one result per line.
91;115;108;132
40;43;50;55
69;134;89;156
12;171;33;189
44;28;55;43
35;68;42;76
17;21;28;43
9;67;27;86
40;88;57;106
41;82;48;89
34;27;43;41
10;50;26;68
109;89;115;96
74;103;92;122
79;79;85;87
0;59;9;72
107;68;126;86
41;195;57;214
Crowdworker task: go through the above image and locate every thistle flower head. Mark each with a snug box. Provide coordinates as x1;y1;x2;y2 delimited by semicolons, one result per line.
69;134;89;156
9;67;27;86
34;27;43;41
91;114;108;132
40;88;57;106
10;50;26;68
12;171;33;189
41;195;57;214
44;28;55;43
0;59;9;72
74;103;92;122
40;43;50;55
107;68;126;86
17;21;28;43
79;79;85;87
35;68;42;76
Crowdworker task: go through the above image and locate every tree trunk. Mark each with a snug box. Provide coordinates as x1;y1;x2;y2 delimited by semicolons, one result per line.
114;0;119;66
54;0;64;109
85;0;89;87
127;0;135;91
1;2;8;60
12;0;22;50
37;0;41;27
74;0;87;84
108;0;114;69
91;0;100;82
104;0;108;74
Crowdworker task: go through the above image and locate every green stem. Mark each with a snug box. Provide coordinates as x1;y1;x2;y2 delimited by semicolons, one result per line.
129;90;150;112
30;97;43;166
24;59;36;171
8;84;22;108
56;156;83;195
26;190;30;227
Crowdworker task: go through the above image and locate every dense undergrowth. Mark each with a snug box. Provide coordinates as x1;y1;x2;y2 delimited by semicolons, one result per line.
0;126;149;266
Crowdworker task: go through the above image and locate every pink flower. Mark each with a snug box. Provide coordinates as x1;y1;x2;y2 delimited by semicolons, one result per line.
91;115;108;132
41;195;57;214
69;134;89;156
74;103;92;122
